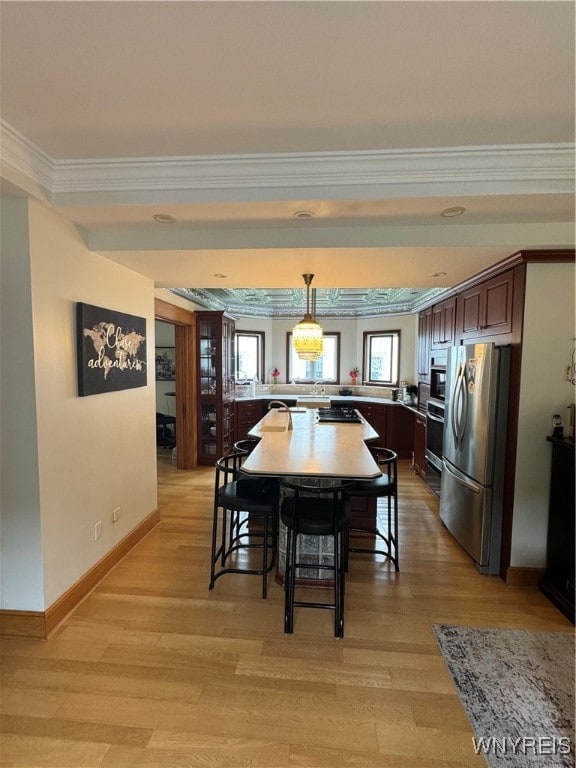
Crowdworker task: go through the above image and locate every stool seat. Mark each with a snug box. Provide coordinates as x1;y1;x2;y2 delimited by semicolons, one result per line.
219;479;279;515
348;474;393;497
281;496;351;536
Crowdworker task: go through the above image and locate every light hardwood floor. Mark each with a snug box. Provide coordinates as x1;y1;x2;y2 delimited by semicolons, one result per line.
1;456;572;768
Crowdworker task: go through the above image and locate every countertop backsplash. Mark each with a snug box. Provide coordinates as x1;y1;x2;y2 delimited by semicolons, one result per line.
252;383;396;400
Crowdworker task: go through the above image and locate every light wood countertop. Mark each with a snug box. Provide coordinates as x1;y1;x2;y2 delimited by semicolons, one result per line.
242;408;381;479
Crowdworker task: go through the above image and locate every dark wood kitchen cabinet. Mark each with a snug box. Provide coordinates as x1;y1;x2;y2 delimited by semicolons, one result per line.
417;307;432;382
196;311;236;464
540;437;575;623
413;411;426;477
431;297;456;349
355;402;414;459
354;402;387;443
386;405;415;459
235;398;262;442
456;268;514;341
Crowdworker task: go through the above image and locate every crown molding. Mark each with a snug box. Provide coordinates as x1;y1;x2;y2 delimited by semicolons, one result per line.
1;119;574;206
0;120;53;199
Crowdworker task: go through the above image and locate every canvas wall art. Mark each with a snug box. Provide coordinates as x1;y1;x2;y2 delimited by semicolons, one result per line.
76;302;147;396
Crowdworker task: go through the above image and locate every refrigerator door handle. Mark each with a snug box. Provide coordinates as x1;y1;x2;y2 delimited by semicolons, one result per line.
443;459;482;494
451;362;468;449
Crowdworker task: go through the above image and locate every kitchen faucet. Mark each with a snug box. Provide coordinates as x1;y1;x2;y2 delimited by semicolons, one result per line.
267;400;293;430
310;379;325;396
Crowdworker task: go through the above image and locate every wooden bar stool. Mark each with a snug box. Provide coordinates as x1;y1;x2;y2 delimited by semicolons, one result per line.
209;452;279;599
280;477;354;638
344;447;399;571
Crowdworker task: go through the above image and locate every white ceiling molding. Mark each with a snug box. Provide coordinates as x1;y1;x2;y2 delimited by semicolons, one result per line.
1;120;574;208
0;120;53;200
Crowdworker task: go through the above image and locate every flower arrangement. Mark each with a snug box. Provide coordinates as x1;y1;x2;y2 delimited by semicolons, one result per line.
349;366;360;382
271;367;281;381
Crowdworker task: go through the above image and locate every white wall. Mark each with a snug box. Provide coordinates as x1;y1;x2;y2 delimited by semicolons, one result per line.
0;199;44;610
236;314;418;385
1;199;158;610
511;261;575;568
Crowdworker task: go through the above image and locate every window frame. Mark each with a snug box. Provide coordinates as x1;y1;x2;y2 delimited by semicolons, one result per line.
235;331;265;382
286;331;341;383
362;330;401;387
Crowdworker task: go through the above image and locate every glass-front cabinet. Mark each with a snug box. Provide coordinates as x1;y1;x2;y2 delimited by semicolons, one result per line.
196;312;236;464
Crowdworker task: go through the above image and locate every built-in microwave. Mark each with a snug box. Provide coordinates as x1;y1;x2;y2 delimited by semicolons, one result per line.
430;366;447;402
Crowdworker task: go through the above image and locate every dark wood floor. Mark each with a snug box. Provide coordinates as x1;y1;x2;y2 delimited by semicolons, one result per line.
1;458;571;767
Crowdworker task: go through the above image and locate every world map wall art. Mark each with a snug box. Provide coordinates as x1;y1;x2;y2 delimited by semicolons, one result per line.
76;302;147;396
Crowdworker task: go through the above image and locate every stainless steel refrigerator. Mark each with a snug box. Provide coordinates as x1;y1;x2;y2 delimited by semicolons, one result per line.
440;343;510;574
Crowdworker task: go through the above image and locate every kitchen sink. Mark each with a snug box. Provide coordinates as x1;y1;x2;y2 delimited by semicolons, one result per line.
296;396;331;408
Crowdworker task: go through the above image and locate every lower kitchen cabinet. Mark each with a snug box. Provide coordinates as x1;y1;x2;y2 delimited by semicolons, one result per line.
198;399;235;463
235;398;262;442
386;405;415;460
353;402;414;459
354;402;387;443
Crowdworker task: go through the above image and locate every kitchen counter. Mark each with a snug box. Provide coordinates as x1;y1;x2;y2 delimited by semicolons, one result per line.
243;405;382;585
243;407;380;479
235;392;415;407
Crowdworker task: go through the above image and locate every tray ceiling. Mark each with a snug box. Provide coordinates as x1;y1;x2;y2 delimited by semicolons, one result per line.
172;286;446;318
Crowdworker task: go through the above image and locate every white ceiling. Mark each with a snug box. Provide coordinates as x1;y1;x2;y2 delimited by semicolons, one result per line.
1;1;574;314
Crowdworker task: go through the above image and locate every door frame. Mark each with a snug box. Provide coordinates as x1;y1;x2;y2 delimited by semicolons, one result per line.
154;298;197;469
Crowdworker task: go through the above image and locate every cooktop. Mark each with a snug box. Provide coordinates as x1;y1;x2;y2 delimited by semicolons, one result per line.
317;407;362;424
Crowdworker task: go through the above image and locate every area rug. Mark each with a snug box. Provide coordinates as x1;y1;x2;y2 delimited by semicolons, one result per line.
433;625;575;768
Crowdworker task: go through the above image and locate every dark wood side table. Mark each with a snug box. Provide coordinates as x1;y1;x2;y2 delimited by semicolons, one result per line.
540;436;575;623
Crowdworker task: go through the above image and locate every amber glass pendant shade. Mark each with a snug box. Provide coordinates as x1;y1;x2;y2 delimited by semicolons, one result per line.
292;275;323;360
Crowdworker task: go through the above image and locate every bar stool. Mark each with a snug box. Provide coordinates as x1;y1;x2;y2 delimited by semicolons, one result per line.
209;452;279;599
280;477;354;638
344;447;399;571
233;437;280;543
233;438;260;455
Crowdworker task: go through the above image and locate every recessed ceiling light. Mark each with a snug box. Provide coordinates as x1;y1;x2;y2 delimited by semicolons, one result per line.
214;273;228;279
153;213;176;224
294;210;315;220
430;271;448;278
441;206;466;218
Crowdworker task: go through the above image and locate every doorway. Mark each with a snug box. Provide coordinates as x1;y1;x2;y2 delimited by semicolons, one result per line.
154;298;197;470
155;320;177;466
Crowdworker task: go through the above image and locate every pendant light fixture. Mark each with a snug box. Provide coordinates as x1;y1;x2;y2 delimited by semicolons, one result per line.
292;273;324;360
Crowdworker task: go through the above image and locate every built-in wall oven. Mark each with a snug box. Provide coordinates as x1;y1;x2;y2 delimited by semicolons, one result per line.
425;397;445;494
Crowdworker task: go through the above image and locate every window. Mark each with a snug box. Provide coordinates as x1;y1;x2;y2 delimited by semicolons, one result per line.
235;332;264;381
286;332;340;382
363;331;400;386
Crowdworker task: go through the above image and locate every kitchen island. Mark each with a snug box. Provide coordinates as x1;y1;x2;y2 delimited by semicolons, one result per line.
242;406;380;478
235;391;418;461
243;406;382;583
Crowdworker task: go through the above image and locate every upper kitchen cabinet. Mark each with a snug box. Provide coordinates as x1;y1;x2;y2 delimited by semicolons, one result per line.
431;297;456;350
196;311;236;464
417;307;432;382
456;268;515;342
